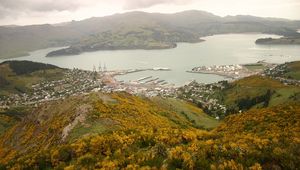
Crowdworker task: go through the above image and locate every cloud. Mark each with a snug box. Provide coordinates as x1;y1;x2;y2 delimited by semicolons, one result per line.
0;0;299;25
122;0;192;10
0;0;87;12
0;0;103;20
0;0;193;19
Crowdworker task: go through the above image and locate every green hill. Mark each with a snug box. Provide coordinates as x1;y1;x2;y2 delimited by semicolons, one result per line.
265;61;300;80
0;61;64;96
286;61;300;80
220;75;300;113
219;62;300;113
177;74;300;118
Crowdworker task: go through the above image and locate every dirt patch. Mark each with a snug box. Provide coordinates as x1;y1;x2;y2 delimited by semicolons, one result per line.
61;104;92;141
99;94;117;104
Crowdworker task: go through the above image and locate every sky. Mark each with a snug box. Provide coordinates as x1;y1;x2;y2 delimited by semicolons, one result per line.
0;0;300;26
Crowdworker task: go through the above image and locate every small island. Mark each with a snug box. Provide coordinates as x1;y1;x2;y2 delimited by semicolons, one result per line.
255;37;300;45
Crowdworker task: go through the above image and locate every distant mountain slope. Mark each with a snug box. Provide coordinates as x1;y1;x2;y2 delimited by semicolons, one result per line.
2;60;59;75
1;10;300;58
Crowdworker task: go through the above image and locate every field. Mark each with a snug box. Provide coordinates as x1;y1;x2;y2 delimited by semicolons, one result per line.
151;97;219;129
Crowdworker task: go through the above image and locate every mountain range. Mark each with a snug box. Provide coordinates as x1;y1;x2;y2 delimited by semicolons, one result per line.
1;10;300;58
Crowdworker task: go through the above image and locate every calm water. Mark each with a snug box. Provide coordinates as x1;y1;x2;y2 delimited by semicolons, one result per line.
2;34;300;85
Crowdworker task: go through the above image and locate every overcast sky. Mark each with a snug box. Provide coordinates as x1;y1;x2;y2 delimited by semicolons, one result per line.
1;0;300;26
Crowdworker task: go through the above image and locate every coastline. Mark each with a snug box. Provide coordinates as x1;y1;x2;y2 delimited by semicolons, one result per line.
187;70;235;79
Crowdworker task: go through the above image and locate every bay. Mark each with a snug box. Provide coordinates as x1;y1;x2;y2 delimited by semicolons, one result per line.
2;34;300;86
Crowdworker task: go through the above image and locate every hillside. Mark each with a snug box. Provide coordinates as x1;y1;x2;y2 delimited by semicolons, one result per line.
220;75;300;113
283;61;300;80
0;61;64;97
0;93;298;169
265;61;300;80
0;92;219;168
177;74;300;118
1;10;300;58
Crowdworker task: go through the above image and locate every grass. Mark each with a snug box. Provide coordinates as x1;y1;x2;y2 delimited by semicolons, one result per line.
269;88;300;106
67;121;109;142
232;75;285;88
151;97;219;129
67;103;122;142
285;71;300;80
283;61;300;80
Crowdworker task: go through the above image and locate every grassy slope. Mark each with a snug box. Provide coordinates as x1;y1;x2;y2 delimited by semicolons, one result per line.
284;61;300;80
151;97;219;129
219;75;300;112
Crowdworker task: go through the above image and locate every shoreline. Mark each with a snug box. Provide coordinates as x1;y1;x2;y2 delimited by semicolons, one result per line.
186;70;235;79
187;61;277;80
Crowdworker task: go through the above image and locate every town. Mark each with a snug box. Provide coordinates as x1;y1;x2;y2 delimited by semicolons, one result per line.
0;69;101;107
175;80;228;119
264;62;300;86
0;67;177;108
189;61;276;79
